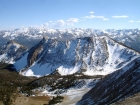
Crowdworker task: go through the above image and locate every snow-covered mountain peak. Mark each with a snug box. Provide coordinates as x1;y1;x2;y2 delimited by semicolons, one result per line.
13;36;139;77
0;40;27;63
0;28;140;52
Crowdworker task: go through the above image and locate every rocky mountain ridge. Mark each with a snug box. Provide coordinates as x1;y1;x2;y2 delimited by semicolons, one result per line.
14;36;139;77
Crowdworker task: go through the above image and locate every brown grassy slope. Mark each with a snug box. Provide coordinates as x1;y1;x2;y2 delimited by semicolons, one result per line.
13;95;50;105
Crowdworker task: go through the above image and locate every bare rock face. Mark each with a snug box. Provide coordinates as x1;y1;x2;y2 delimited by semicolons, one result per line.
27;37;48;66
0;40;27;63
14;36;139;77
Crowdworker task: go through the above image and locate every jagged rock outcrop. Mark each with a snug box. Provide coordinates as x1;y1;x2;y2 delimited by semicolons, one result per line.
0;40;27;63
14;36;139;77
27;37;48;66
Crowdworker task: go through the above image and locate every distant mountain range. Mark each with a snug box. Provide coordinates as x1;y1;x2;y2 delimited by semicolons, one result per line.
0;28;140;52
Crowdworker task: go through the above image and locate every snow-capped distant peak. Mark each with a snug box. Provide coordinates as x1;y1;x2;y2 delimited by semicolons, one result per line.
0;28;140;51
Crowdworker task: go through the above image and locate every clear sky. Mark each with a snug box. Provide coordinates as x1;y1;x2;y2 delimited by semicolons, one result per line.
0;0;140;30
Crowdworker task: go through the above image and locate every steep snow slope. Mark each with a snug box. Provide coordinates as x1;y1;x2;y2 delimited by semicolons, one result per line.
0;40;27;63
14;36;139;76
76;57;140;105
0;28;140;52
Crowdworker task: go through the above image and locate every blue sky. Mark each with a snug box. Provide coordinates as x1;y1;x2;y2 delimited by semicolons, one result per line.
0;0;140;30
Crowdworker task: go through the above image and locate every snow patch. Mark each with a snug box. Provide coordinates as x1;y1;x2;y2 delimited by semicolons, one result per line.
14;52;28;71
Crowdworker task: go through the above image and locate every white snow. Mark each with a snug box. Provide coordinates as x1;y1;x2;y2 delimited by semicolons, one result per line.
12;43;20;51
25;62;58;76
0;53;7;62
24;69;34;76
14;52;28;71
58;61;81;75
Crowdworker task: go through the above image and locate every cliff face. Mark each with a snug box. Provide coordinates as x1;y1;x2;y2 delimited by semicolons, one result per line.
14;36;139;77
27;37;48;66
